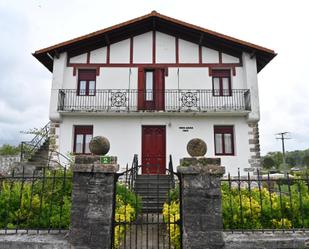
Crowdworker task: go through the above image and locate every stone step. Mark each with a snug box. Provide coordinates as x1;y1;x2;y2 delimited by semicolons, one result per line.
135;183;171;190
141;201;166;207
136;175;171;180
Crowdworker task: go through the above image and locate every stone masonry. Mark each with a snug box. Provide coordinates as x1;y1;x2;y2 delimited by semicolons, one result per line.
178;157;225;249
248;122;261;171
69;155;118;249
48;121;61;167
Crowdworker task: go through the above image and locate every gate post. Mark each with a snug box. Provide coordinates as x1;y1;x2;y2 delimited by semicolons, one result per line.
178;139;225;249
69;137;118;249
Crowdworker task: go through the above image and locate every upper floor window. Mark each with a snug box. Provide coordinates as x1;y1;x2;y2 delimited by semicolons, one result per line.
214;125;234;156
78;69;96;96
74;125;93;154
212;69;231;96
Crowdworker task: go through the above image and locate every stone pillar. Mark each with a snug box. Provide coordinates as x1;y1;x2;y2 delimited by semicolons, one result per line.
69;155;118;249
178;157;225;249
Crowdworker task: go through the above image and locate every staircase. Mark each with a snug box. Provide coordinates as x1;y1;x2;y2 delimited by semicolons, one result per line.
13;122;51;176
25;139;50;168
134;174;171;213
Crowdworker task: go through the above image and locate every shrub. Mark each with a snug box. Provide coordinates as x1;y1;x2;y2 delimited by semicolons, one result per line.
221;181;309;229
162;200;181;249
0;168;72;229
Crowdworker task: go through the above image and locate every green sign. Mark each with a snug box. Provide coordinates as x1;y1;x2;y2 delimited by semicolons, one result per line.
100;156;111;164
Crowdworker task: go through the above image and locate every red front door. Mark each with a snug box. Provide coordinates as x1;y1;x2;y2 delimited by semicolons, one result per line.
142;126;166;174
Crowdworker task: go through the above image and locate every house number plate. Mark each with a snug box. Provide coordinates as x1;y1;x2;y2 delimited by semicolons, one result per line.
100;156;111;164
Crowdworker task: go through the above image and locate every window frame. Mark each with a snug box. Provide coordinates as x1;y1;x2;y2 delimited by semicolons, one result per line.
77;69;97;96
212;69;232;97
73;125;93;154
214;125;235;156
144;69;155;102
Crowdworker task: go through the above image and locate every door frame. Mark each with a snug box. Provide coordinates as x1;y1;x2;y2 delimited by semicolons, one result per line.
141;125;166;174
138;68;165;111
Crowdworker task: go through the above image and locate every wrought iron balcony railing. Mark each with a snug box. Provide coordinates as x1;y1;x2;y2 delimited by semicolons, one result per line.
57;89;251;113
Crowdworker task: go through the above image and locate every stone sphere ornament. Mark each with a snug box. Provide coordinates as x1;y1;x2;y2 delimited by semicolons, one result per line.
89;136;110;155
187;138;207;157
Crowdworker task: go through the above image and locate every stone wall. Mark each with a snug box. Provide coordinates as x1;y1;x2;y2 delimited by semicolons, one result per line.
0;155;20;175
224;231;309;249
1;231;308;249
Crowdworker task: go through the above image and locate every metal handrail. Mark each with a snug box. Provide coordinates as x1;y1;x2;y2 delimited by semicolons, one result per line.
123;154;139;190
168;155;175;189
57;88;251;112
20;122;51;162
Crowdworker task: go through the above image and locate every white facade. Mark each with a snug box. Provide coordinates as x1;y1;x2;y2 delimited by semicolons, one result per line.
58;115;250;175
47;30;263;175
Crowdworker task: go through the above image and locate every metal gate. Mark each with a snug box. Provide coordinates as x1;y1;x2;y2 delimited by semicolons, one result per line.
112;155;182;249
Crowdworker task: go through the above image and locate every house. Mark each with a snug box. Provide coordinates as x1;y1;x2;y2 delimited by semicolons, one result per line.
33;11;276;175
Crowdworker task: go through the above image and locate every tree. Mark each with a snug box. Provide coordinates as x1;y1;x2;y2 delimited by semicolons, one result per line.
262;156;275;170
266;151;283;169
303;155;309;167
0;144;20;156
286;156;296;167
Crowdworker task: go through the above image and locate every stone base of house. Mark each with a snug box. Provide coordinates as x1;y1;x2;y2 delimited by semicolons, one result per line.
48;121;61;167
247;121;261;172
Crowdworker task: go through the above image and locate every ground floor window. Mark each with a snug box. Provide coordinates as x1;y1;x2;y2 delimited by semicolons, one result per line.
214;125;234;155
73;125;93;154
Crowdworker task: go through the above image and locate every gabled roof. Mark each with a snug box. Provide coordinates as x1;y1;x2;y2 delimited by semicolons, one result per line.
33;11;276;72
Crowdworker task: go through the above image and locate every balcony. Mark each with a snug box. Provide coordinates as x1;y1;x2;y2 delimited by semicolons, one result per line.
57;89;251;114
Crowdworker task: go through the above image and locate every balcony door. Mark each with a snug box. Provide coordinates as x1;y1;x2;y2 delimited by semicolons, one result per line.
142;126;166;174
138;68;165;111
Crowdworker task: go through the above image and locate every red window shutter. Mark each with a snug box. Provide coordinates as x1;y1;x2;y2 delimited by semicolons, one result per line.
78;69;96;80
137;68;145;110
212;69;230;77
74;125;93;135
155;68;165;111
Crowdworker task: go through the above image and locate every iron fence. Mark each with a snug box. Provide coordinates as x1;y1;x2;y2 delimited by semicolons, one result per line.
58;89;251;113
221;170;309;233
113;156;181;248
0;166;72;234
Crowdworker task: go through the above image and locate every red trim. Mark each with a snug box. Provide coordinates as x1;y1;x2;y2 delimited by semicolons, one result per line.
199;45;202;64
73;125;93;154
137;67;145;110
219;52;222;64
106;45;110;64
152;31;156;64
130;37;133;64
86;52;90;64
175;37;179;63
232;67;236;76
96;67;100;76
69;62;241;68
214;125;235;156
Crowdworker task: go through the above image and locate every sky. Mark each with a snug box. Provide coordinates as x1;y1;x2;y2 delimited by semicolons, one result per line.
0;0;308;155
